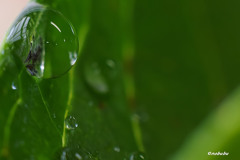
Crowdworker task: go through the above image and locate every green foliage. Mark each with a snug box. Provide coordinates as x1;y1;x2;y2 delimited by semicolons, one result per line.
0;0;141;159
2;0;240;159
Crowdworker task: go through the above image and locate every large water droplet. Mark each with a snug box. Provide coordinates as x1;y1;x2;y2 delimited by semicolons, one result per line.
65;116;78;130
84;62;109;95
6;3;79;79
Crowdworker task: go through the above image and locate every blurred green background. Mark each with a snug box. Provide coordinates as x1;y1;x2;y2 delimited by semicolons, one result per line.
135;0;240;159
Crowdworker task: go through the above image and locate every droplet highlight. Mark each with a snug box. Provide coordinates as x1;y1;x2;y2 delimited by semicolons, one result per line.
11;81;17;90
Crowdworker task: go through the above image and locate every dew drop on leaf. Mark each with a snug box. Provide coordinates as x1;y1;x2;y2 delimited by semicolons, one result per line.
56;147;96;160
84;62;109;95
11;81;17;90
75;153;82;160
106;59;115;69
113;146;120;152
6;3;79;79
65;116;78;130
129;152;146;160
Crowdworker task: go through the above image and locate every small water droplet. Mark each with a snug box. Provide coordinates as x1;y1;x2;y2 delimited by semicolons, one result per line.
56;147;96;160
106;59;115;69
129;152;146;160
53;113;56;119
84;63;109;95
65;116;78;130
105;59;117;78
6;4;79;79
11;81;17;90
75;153;82;160
61;150;67;160
113;146;120;152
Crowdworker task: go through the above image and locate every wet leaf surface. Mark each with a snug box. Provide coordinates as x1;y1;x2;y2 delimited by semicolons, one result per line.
0;0;140;159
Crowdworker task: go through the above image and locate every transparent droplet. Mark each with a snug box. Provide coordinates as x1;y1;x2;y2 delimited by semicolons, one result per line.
84;63;109;95
6;2;79;79
113;146;120;152
75;153;82;160
65;116;78;130
53;113;56;119
106;59;115;69
129;152;146;160
11;81;17;90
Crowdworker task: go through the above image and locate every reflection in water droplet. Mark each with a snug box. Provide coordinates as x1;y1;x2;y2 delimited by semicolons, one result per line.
129;152;146;160
113;146;120;152
65;116;78;130
11;81;17;90
6;4;79;79
84;63;109;95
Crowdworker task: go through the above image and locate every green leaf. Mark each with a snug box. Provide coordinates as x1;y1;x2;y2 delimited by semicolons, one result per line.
170;87;240;160
0;0;144;159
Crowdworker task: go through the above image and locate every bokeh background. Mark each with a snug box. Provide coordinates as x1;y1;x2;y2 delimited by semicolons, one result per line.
0;0;28;44
1;0;240;159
